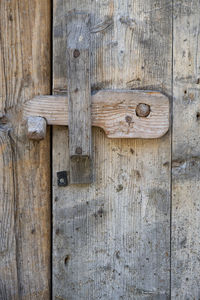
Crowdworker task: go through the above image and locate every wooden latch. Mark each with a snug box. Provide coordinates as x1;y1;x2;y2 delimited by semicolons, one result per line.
23;11;169;185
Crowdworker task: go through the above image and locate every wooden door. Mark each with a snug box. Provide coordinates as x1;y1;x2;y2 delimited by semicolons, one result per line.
52;1;171;299
1;0;200;299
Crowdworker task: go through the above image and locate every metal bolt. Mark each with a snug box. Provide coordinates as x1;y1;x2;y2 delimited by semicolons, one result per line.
75;147;82;155
136;103;150;117
59;178;65;184
73;49;80;58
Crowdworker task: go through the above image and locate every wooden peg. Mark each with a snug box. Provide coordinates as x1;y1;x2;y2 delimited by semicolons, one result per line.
27;116;47;140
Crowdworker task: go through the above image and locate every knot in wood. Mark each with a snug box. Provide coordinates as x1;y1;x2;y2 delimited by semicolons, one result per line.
75;147;82;155
136;103;150;117
125;115;132;123
73;49;80;58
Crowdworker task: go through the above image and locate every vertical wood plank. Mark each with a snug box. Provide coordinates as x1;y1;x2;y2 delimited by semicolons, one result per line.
0;130;19;299
172;1;200;299
53;0;172;299
0;1;51;299
67;12;93;184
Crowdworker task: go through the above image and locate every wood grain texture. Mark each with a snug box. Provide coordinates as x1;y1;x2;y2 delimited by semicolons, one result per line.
67;12;92;184
0;1;51;299
171;1;200;299
53;0;172;299
0;129;19;299
23;91;169;138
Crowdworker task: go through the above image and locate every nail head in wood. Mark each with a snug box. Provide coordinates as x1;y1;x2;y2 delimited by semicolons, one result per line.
27;116;47;140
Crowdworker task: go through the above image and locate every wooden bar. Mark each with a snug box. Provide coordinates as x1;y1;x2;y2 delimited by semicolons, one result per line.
67;11;92;184
23;90;169;139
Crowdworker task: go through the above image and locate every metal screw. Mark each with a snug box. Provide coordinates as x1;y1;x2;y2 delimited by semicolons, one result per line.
73;49;80;58
136;103;150;117
75;147;82;155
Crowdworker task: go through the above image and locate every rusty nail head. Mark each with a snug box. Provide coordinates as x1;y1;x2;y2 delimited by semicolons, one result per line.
75;147;82;155
73;49;80;58
136;103;150;117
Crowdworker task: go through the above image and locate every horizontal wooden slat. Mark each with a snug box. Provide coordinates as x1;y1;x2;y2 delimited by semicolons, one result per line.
23;90;169;139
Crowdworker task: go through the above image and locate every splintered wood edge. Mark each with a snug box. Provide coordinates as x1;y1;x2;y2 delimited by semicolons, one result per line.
23;90;169;139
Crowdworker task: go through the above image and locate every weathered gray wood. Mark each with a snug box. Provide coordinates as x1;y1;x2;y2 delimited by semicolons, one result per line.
0;128;19;299
0;1;51;299
53;0;172;299
67;11;92;184
171;1;200;299
27;116;47;140
23;91;170;139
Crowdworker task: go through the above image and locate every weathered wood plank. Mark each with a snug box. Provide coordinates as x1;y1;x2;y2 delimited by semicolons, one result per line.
0;1;51;299
53;0;172;299
67;11;93;184
67;11;91;157
171;1;200;299
23;91;169;139
0;129;19;299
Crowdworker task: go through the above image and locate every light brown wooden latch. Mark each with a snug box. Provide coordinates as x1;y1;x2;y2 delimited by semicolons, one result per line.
24;11;170;185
